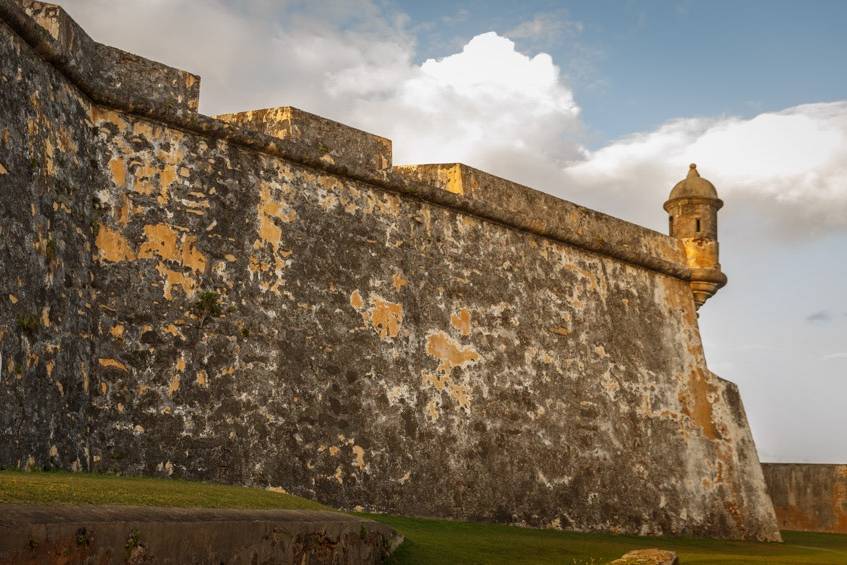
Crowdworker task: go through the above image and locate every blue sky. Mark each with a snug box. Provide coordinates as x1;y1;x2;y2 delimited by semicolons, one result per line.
61;0;846;463
401;0;847;143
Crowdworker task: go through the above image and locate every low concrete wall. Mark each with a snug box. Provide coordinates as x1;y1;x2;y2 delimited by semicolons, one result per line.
762;463;847;533
0;505;402;564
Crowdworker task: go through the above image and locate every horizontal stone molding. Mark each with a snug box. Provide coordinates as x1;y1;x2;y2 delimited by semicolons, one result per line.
0;0;690;281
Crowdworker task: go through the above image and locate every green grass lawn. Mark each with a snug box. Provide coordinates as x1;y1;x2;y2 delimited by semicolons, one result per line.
1;471;845;564
367;514;847;565
0;470;328;511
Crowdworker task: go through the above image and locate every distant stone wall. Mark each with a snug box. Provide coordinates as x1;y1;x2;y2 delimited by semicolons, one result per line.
762;463;847;533
0;0;780;541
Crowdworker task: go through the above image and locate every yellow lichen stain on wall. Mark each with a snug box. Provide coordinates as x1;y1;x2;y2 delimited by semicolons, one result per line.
138;224;207;273
159;164;178;206
447;382;471;410
132;163;157;195
133;121;155;139
128;223;207;299
679;370;719;440
352;445;366;470
421;331;481;414
98;358;128;372
108;157;127;188
138;224;178;262
43;139;55;176
318;192;339;211
92;107;129;133
249;181;295;293
156;263;197;300
95;224;136;262
425;331;480;374
351;289;404;339
392;272;409;290
363;191;401;217
350;290;364;310
425;399;440;422
180;237;206;272
421;371;449;392
450;308;472;336
257;182;296;247
168;374;181;397
367;296;404;339
163;324;185;339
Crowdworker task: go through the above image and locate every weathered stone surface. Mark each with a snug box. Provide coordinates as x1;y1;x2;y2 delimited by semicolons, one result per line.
7;1;200;114
0;1;781;541
394;163;690;280
0;504;401;564
0;7;98;473
609;548;679;565
762;463;847;533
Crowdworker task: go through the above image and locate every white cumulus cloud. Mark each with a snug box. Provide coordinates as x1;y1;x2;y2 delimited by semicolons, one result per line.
564;102;847;231
345;32;583;176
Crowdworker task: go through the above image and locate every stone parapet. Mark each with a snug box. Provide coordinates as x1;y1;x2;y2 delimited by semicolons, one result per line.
3;0;200;113
218;106;392;179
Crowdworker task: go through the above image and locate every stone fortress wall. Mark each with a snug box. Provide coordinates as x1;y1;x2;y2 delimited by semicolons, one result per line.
0;0;781;540
762;464;847;534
